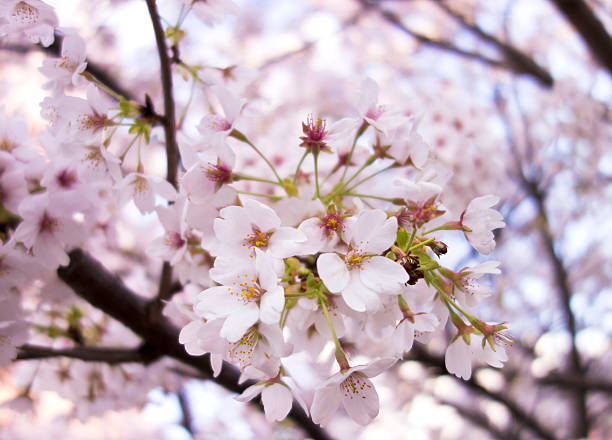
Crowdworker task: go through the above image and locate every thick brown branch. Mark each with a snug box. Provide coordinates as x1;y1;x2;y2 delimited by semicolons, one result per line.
550;0;612;75
17;343;160;364
56;249;333;440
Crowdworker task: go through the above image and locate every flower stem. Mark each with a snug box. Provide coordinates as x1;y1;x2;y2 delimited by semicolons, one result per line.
235;173;282;186
313;151;321;199
340;121;368;182
319;294;347;366
236;190;282;201
230;129;284;188
344;162;398;194
345;192;396;203
407;237;435;252
293;150;309;185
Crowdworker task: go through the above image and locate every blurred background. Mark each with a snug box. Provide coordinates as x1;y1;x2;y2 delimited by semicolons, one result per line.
1;0;611;439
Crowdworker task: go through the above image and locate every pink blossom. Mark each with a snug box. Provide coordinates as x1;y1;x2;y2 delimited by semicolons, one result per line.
310;358;396;426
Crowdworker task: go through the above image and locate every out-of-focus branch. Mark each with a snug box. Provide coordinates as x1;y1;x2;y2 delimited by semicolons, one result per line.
437;398;511;440
16;343;161;364
177;386;195;436
56;249;333;440
145;0;180;322
433;1;554;87
495;92;589;439
540;374;612;394
358;0;553;86
549;0;612;75
407;346;558;440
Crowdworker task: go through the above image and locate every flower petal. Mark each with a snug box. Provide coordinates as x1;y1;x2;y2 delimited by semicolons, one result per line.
317;253;349;293
360;256;408;293
341;375;380;425
311;385;342;426
261;384;293;422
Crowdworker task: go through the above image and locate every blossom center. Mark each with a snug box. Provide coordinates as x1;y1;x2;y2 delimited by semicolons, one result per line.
345;250;368;270
320;213;343;235
165;232;185;249
340;373;372;399
56;169;77;189
77;112;110;132
229;327;257;369
205;162;232;184
38;211;58;234
365;105;384;121
242;228;271;251
12;2;39;25
0;138;14;152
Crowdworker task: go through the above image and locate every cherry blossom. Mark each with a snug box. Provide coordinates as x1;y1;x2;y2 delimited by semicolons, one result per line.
317;209;408;312
460;195;505;255
310;358;396;426
0;0;58;46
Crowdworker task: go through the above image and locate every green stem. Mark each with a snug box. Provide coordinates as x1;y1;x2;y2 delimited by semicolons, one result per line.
313;151;321;199
319;297;345;362
345;162;398;194
119;134;141;162
340;120;369;182
235;173;282;186
236;190;282;201
230;129;284;187
407;237;435;252
406;226;417;250
345;192;396;203
293;150;309;185
81;72;124;101
341;155;375;189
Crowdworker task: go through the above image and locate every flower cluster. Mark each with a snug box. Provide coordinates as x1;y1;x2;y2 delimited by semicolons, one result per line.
0;0;509;428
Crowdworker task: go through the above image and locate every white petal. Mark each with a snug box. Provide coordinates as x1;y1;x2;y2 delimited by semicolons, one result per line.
445;339;472;380
243;198;281;232
259;286;284;324
195;286;243;318
317;253;349;293
235;383;265;402
351;210;397;254
341;375;379;425
220;304;259;342
261;384;293;422
360;256;408;293
311;386;342;426
341;272;380;312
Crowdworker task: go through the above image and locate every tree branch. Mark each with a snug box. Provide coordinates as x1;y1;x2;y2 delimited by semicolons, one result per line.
145;0;181;323
358;0;553;86
407;346;558;440
16;343;160;364
437;398;511;440
145;0;179;190
433;1;554;87
549;0;612;75
494;91;589;438
56;249;333;440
